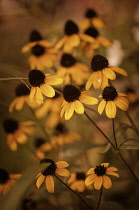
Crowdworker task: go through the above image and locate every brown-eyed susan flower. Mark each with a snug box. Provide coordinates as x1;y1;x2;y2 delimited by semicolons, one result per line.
80;27;112;59
28;69;63;105
68;172;93;192
21;30;58;70
56;53;90;85
36;158;70;193
9;83;39;112
3;118;35;151
125;87;139;105
61;84;98;120
55;20;94;53
0;168;21;195
34;138;52;160
85;163;119;190
98;86;129;118
86;55;128;90
80;9;105;30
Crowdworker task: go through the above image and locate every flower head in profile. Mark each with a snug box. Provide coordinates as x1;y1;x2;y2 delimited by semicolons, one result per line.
57;53;90;85
21;30;58;70
9;83;39;112
61;84;98;120
86;55;127;90
68;172;93;192
36;159;70;193
98;86;129;118
80;27;112;59
0;168;21;195
55;20;94;53
80;8;105;30
34;138;52;160
85;163;119;190
3;118;35;151
28;69;63;105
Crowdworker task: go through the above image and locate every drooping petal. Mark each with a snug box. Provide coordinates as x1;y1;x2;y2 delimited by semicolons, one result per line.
87;168;95;175
36;174;45;189
105;101;116;118
92;17;105;28
98;100;106;115
56;168;70;177
101;74;108;89
65;102;75;120
55;36;68;49
55;161;69;168
9;98;20;113
97;36;112;47
94;176;103;190
60;101;68;118
46;175;54;193
21;42;36;53
106;167;118;172
40;84;55;98
93;71;103;89
102;175;112;189
85;174;97;186
35;87;44;105
85;73;95;90
70;180;85;192
68;173;76;184
80;93;98;105
30;87;36;102
63;35;80;53
103;68;116;80
74;100;84;114
15;97;25;111
109;66;127;76
45;74;63;85
7;134;17;151
114;97;129;111
80;18;90;30
106;171;119;177
79;33;95;42
15;132;27;144
118;93;127;97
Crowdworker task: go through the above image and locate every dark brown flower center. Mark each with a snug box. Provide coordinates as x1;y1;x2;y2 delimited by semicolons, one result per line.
63;85;81;102
40;159;57;176
32;44;45;56
28;70;45;87
85;9;97;18
3;118;18;133
76;172;86;180
30;30;42;42
61;53;76;67
91;55;109;72
85;27;99;38
15;84;30;96
125;87;135;94
102;86;118;101
0;169;9;184
64;20;79;35
94;165;106;176
55;123;67;134
35;138;46;148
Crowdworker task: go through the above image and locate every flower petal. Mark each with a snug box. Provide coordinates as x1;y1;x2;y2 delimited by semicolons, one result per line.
7;134;17;151
56;161;69;168
109;66;127;76
102;175;112;189
97;36;112;47
87;168;95;175
85;174;97;186
74;100;84;114
103;68;116;80
114;97;129;111
93;71;104;89
40;84;55;98
60;101;68;118
79;33;95;42
101;163;109;167
45;74;63;85
98;100;106;115
79;93;98;105
80;18;90;30
106;167;118;172
105;101;116;118
46;175;54;193
65;102;75;120
30;87;36;102
56;168;70;177
35;87;44;105
36;174;45;189
92;17;105;28
85;73;95;90
94;176;103;190
55;36;68;49
106;171;119;177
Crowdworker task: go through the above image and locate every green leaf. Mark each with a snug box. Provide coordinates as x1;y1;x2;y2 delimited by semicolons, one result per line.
0;163;50;210
119;138;139;149
98;143;111;154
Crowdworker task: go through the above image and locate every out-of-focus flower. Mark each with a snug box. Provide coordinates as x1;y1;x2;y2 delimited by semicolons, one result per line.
0;168;21;195
85;163;119;190
55;20;94;53
9;83;39;112
61;84;98;120
34;138;52;160
80;9;105;31
80;27;112;59
3;118;35;151
21;30;58;70
56;53;90;85
125;87;139;104
36;159;70;193
86;55;127;90
28;70;63;105
68;172;93;192
98;86;129;118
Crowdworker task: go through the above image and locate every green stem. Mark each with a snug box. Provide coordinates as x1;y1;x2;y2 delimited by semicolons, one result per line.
0;77;28;81
112;118;118;149
96;187;102;210
55;174;92;210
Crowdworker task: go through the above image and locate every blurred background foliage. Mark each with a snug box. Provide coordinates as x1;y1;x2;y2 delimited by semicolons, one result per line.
0;0;139;209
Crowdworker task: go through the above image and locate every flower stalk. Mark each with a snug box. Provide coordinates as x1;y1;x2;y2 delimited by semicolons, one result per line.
96;187;102;210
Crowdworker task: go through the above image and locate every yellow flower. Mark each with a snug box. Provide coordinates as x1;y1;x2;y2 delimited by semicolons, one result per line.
85;163;119;190
21;30;58;71
80;9;105;30
61;84;98;120
68;172;93;192
81;27;112;59
34;138;52;160
55;20;94;53
86;55;127;90
98;86;129;118
0;169;21;195
9;83;39;112
36;159;70;193
57;53;90;85
28;70;63;105
125;87;139;105
3;118;35;151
